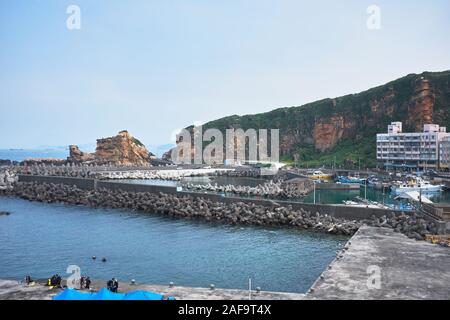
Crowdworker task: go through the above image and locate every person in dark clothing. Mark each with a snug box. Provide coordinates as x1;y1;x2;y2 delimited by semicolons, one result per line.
85;277;91;290
112;278;119;293
54;274;62;288
48;274;61;287
107;279;113;291
50;275;57;286
80;276;85;289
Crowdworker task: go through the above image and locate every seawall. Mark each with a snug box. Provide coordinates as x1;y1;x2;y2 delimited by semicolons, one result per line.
18;174;401;221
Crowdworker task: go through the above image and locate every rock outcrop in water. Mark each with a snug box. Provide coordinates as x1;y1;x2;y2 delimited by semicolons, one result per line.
0;159;12;166
68;145;95;163
68;130;156;166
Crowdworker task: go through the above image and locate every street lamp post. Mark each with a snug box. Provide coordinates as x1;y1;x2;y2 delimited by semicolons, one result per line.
313;181;316;204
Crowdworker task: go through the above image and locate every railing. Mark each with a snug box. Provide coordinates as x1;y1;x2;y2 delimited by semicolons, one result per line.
421;203;446;220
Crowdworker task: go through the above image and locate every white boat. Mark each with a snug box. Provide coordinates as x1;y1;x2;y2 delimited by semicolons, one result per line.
391;176;442;195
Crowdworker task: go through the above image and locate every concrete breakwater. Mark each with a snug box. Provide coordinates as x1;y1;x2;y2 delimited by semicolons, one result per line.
185;180;310;199
14;164;235;181
0;169;17;191
5;181;362;235
93;168;234;180
0;178;442;239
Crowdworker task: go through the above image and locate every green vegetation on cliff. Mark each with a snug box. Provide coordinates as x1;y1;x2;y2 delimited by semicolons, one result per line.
195;70;450;168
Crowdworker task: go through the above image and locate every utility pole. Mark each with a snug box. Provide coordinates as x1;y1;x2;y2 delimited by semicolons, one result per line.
364;179;367;200
313;181;316;204
419;187;422;208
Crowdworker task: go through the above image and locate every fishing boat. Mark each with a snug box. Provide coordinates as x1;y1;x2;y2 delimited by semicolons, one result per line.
308;170;333;181
390;176;442;195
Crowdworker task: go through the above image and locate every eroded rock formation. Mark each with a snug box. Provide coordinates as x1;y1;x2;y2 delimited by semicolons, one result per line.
407;77;434;131
313;115;345;151
68;145;95;162
68;130;155;166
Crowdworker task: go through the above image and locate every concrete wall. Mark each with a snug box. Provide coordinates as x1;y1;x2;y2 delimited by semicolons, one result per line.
96;180;178;194
315;183;360;190
18;175;95;190
17;175;401;221
176;191;397;220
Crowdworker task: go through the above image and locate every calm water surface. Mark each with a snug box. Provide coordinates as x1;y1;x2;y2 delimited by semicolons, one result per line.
121;177;450;205
0;197;347;293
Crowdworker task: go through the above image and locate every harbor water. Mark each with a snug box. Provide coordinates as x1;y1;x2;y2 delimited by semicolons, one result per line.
114;176;450;205
0;197;347;293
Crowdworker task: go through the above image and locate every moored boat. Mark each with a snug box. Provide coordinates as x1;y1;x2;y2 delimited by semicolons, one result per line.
390;176;442;195
308;170;333;181
336;176;366;184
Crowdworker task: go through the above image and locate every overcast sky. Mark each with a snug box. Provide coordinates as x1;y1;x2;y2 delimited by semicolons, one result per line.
1;0;449;149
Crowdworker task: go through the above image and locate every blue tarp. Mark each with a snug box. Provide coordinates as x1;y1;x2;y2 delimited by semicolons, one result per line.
53;288;163;300
92;288;126;300
52;288;93;300
123;290;164;300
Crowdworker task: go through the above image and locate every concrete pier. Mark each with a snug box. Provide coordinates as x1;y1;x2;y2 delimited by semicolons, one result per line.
306;226;450;300
0;280;304;300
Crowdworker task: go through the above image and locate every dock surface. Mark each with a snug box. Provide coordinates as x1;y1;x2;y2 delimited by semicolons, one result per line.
306;226;450;300
0;280;304;300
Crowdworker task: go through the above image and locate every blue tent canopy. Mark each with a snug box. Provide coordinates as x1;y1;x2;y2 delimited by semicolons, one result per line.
92;288;126;300
53;288;164;300
52;288;93;300
123;290;164;300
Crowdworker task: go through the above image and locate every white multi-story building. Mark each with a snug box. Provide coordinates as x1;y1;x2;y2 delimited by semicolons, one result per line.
376;122;449;170
439;136;450;170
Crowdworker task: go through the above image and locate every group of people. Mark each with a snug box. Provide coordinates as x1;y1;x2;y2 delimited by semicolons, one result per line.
106;278;119;293
47;274;62;288
79;276;91;290
24;274;119;292
24;275;34;286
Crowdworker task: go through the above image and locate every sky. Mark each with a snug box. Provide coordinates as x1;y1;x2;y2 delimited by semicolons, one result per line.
0;0;449;151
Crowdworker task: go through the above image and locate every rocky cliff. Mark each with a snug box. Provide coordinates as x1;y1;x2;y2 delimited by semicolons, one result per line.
68;131;155;166
180;71;450;167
